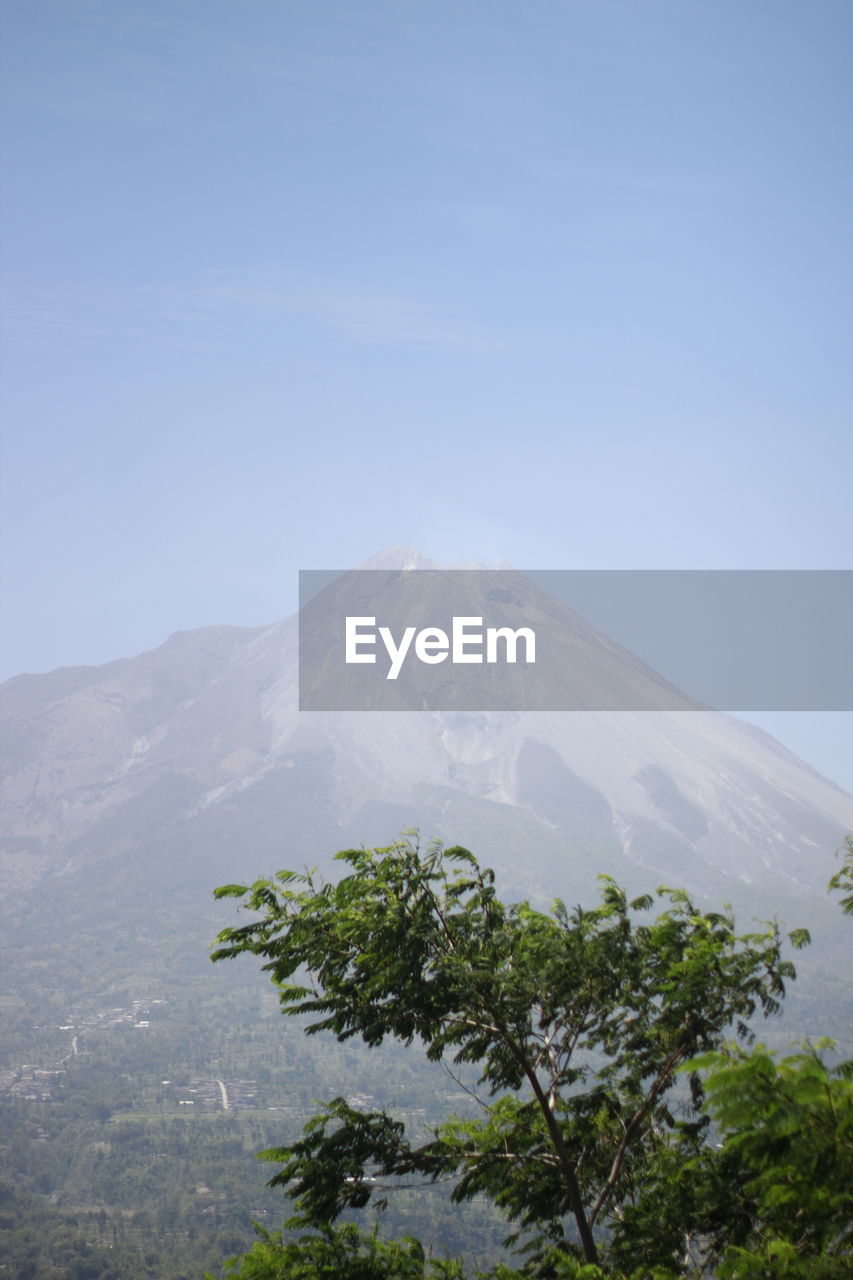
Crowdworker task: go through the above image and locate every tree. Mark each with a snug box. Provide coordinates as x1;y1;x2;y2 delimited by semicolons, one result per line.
206;1220;457;1279
687;1040;852;1278
210;835;809;1276
828;834;853;916
660;840;853;1279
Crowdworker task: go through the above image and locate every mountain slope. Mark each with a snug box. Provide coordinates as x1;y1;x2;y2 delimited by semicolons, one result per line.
2;569;850;916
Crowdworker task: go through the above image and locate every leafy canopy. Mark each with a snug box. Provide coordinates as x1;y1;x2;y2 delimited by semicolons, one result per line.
690;1040;853;1277
211;834;809;1275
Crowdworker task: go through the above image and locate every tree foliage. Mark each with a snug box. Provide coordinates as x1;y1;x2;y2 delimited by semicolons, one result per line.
208;1220;460;1280
688;1040;852;1277
828;834;853;916
211;835;823;1276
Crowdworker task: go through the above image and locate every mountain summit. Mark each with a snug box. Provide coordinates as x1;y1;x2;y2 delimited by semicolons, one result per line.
356;545;442;570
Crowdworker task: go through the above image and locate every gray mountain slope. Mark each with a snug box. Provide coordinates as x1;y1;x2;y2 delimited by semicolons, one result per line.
2;599;850;898
1;556;851;1033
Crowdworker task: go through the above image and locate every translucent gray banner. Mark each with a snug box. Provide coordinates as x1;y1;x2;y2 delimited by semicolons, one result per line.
298;569;853;712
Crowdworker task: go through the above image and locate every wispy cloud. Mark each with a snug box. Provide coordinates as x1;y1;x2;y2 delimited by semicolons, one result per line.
0;268;494;354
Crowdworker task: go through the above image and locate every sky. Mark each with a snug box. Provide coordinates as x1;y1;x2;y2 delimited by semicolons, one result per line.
1;1;851;785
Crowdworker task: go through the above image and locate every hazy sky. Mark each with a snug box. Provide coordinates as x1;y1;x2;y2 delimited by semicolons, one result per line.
1;2;851;782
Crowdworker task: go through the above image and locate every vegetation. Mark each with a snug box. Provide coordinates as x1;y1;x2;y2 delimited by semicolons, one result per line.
0;956;514;1279
2;837;848;1277
209;835;853;1277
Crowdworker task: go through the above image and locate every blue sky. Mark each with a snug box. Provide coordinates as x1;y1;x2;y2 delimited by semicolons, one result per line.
1;1;851;783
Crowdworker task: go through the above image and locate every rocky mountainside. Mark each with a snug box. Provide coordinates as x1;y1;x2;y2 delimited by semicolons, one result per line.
2;554;850;931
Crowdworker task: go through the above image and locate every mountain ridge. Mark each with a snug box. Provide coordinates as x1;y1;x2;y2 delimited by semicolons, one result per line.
1;557;850;918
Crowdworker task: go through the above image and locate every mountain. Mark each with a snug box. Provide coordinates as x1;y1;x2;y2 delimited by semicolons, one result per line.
2;552;850;950
2;549;851;1278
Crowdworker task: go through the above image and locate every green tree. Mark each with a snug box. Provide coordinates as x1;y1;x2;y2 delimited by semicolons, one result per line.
688;1040;852;1278
210;836;807;1275
657;842;853;1279
828;834;853;916
210;1221;462;1279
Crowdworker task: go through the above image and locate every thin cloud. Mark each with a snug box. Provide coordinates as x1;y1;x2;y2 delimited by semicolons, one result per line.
0;269;494;353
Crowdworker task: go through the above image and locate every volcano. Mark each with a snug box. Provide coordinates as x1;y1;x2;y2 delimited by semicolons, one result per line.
1;549;850;1010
